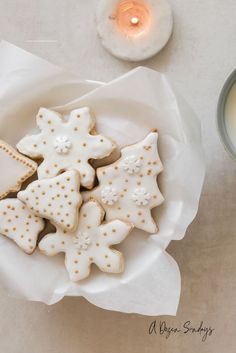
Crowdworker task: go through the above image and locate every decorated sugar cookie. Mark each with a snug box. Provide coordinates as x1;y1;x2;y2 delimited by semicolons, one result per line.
83;131;164;233
0;199;44;254
39;199;133;281
0;140;37;200
18;170;82;232
17;107;115;188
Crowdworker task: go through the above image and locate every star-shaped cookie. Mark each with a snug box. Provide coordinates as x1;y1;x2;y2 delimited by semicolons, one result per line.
17;107;115;188
18;170;82;232
39;199;133;281
83;131;164;233
0;199;44;254
0;140;37;200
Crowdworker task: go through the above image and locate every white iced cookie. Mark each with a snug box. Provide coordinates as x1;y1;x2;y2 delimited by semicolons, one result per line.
0;199;44;254
0;140;37;200
18;170;82;232
83;131;164;233
16;107;115;189
39;199;133;281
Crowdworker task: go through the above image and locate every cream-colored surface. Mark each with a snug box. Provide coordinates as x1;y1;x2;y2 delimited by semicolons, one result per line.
0;0;236;352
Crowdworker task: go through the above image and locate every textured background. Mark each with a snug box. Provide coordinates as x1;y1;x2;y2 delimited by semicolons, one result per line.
0;0;236;352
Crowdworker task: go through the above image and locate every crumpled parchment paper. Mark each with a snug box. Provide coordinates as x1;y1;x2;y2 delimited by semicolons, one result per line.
0;41;205;315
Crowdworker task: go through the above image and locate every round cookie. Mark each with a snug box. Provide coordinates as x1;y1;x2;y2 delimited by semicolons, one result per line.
39;199;133;281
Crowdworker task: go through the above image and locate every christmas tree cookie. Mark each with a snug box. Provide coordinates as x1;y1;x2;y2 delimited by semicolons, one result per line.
18;170;82;232
0;199;44;254
83;131;164;233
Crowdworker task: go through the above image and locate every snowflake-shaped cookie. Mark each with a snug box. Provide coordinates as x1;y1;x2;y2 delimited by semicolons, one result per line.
0;199;44;254
39;199;133;281
18;170;82;232
83;131;164;233
17;107;115;188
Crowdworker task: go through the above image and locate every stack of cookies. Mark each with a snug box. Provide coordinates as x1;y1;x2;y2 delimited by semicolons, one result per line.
0;107;164;281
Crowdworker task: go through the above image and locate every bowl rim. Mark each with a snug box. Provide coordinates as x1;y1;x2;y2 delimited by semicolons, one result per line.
217;68;236;162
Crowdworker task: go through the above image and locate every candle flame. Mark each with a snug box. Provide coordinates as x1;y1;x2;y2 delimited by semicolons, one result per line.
115;0;151;37
130;16;139;25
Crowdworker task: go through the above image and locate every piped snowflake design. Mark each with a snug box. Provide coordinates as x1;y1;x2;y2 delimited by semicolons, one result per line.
54;136;72;154
39;200;133;281
122;155;142;175
74;232;91;250
17;107;115;188
83;131;164;233
132;188;151;206
101;186;119;205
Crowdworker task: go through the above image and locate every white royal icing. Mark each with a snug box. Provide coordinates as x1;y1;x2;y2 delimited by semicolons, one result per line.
0;199;44;254
18;170;82;232
39;200;133;281
54;136;72;154
17;107;115;188
83;131;164;233
101;186;119;205
122;155;142;175
0;140;37;200
132;188;151;206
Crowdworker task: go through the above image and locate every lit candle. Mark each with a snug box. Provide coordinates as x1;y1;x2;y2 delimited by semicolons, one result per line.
96;0;173;62
115;0;152;38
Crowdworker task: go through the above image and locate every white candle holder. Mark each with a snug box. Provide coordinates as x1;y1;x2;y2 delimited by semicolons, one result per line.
96;0;173;62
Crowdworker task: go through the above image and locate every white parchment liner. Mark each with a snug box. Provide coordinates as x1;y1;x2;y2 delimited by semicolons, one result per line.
0;41;205;315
